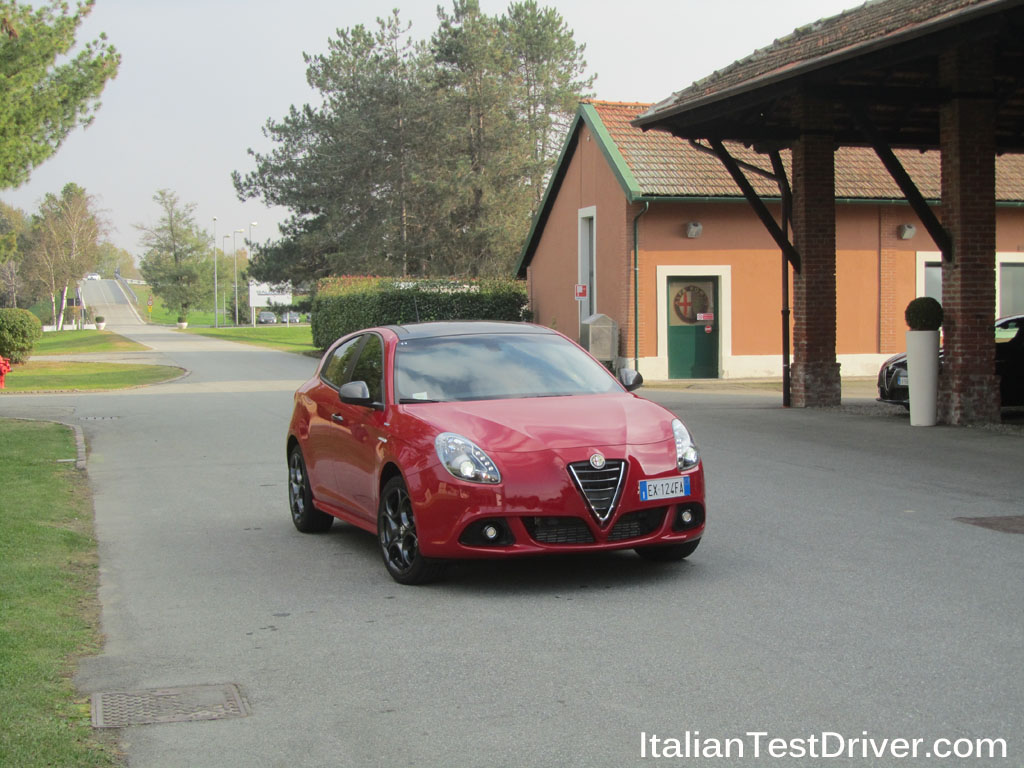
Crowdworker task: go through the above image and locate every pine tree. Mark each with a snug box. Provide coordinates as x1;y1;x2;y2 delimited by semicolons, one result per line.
0;1;119;188
234;2;594;281
137;190;213;320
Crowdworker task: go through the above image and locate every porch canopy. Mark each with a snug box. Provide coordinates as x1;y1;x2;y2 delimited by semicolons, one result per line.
634;0;1024;423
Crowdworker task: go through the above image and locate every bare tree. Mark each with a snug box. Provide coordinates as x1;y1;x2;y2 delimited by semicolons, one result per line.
0;201;28;307
22;183;104;328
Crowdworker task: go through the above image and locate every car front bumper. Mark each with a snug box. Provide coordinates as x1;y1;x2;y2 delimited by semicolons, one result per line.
405;447;705;559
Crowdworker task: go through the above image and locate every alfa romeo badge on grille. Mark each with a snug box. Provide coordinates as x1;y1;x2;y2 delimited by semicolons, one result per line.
590;453;606;469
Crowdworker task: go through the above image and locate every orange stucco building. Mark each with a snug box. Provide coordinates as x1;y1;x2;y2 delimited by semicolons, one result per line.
516;101;1024;380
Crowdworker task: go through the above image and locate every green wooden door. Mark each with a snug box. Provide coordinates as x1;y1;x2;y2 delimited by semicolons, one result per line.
667;277;719;379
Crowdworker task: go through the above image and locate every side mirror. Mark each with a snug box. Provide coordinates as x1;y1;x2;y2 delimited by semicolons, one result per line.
618;368;643;392
339;380;373;406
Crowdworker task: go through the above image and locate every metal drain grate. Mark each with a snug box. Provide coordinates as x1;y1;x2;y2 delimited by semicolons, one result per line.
92;683;250;728
954;515;1024;534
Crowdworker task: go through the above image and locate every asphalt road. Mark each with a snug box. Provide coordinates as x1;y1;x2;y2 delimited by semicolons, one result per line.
2;318;1022;767
79;278;143;325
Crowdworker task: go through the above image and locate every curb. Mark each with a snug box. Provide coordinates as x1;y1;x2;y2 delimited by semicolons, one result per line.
2;416;88;470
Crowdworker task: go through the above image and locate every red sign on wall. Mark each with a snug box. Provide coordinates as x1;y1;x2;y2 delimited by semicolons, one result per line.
574;284;588;301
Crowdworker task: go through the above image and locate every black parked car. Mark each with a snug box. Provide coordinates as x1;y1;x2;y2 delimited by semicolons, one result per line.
877;315;1024;407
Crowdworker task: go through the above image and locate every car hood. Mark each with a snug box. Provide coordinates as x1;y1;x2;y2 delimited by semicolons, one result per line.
882;351;908;368
402;394;674;453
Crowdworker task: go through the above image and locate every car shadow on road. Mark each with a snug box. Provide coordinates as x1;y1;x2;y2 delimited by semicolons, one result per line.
318;520;702;594
439;551;699;594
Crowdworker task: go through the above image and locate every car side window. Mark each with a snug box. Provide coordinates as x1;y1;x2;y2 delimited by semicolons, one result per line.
350;334;384;404
321;336;362;388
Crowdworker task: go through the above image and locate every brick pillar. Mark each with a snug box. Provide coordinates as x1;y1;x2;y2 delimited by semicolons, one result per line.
938;44;1000;424
791;94;841;407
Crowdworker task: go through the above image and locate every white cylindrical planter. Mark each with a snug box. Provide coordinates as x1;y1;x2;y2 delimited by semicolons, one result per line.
906;330;940;426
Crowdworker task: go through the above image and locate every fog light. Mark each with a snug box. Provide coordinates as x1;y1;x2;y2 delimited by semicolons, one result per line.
459;519;515;547
680;510;693;524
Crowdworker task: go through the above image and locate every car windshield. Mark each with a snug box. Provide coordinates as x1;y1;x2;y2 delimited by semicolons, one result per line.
394;333;622;403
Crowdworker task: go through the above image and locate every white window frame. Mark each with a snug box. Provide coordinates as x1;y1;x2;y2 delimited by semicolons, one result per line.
578;207;596;333
917;251;1024;315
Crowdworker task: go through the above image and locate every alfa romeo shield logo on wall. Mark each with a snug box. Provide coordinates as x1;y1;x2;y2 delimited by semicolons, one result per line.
672;284;711;325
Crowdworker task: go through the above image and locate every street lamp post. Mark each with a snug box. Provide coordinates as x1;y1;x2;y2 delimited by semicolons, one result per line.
248;222;257;327
212;217;218;328
222;235;231;323
233;228;243;325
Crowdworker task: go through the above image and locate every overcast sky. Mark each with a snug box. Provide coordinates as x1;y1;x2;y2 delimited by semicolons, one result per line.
3;0;859;257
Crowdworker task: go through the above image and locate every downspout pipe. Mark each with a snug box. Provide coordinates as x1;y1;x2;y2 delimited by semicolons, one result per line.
632;201;650;372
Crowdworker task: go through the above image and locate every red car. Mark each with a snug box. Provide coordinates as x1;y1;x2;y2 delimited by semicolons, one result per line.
286;322;706;584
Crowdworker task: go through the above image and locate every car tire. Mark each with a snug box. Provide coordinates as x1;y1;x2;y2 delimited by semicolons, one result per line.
288;446;333;533
634;539;700;562
378;476;444;585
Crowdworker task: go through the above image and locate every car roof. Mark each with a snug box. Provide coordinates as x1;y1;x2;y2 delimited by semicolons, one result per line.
384;321;555;340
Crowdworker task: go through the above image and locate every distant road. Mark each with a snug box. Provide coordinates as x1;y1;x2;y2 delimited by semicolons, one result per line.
79;278;144;326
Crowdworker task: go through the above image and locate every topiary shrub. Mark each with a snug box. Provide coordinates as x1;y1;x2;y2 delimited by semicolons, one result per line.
0;308;44;363
905;296;943;331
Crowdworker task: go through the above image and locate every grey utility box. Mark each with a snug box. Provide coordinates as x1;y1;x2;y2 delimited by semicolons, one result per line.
580;313;618;363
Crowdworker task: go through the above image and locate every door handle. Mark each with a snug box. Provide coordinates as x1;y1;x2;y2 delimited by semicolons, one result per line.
331;413;345;424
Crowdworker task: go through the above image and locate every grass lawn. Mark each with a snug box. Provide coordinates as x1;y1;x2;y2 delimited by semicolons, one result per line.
131;284;191;325
183;324;318;355
0;420;119;767
1;329;179;393
33;330;149;356
1;361;182;392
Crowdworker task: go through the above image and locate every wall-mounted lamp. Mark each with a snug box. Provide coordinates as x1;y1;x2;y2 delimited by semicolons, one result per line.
686;221;703;239
897;223;916;240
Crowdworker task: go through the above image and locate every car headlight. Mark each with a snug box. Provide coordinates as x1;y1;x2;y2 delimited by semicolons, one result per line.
435;433;501;484
672;419;699;471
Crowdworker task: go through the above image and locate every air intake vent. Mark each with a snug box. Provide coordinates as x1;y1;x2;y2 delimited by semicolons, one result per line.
523;517;595;545
568;459;627;525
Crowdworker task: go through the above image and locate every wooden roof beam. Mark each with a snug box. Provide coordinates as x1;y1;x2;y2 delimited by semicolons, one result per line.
846;101;953;261
703;137;802;272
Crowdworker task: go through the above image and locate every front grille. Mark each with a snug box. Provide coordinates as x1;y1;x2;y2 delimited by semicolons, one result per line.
523;516;595;544
879;362;909;402
568;459;627;524
608;507;668;541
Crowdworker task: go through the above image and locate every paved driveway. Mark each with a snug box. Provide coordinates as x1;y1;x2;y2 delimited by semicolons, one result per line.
2;327;1021;767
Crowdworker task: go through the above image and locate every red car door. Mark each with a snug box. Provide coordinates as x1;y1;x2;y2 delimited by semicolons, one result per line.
305;335;363;508
326;333;388;522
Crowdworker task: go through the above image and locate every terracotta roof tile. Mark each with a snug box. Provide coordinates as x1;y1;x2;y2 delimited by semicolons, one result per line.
590;100;1024;201
644;0;1003;118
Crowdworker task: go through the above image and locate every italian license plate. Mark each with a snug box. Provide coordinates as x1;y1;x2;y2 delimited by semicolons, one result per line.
897;372;908;386
638;476;691;502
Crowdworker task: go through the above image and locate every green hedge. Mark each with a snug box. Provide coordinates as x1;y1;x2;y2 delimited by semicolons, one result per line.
311;277;530;349
0;308;43;363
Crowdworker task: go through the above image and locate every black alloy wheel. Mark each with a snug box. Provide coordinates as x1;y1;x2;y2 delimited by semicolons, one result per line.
378;476;444;585
288;446;333;533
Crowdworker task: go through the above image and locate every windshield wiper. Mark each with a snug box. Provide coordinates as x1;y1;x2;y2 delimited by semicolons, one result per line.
399;398;440;404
